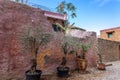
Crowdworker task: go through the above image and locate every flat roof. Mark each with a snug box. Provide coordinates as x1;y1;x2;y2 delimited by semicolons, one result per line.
100;26;120;32
43;10;67;20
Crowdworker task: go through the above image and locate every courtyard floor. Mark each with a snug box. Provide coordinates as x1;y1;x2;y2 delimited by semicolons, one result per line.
42;61;120;80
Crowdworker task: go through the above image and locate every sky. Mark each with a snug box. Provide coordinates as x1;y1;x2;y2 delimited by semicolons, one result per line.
27;0;120;35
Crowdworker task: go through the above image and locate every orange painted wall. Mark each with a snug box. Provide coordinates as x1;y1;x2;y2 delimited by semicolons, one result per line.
100;28;120;42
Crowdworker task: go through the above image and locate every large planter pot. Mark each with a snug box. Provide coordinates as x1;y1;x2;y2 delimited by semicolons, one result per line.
97;63;106;70
77;58;87;71
57;66;70;77
25;70;42;80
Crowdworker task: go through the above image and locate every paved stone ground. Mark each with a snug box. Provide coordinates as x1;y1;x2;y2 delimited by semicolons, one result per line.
42;61;120;80
6;61;120;80
67;61;120;80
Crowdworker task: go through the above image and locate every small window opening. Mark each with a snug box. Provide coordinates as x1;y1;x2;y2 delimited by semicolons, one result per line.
52;24;61;32
107;32;113;38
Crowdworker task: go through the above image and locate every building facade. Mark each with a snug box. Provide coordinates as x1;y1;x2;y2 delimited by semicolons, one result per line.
43;10;67;32
100;27;120;42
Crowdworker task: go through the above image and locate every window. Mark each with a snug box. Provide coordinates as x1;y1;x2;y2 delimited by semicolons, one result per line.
52;24;61;32
107;32;113;38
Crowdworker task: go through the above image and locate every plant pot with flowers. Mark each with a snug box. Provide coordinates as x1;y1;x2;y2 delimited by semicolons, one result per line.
18;25;52;80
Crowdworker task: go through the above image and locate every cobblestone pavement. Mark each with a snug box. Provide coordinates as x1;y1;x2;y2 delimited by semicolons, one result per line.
67;61;120;80
43;61;120;80
3;61;120;80
41;61;120;80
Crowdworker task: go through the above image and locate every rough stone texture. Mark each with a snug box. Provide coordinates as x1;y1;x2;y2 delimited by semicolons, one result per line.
0;0;97;79
40;30;98;75
0;0;53;79
67;29;97;67
67;29;94;38
98;38;120;62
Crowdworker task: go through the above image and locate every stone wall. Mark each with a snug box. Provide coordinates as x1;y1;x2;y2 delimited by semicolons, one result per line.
0;0;97;79
98;38;120;62
0;0;52;79
38;31;98;75
67;29;97;67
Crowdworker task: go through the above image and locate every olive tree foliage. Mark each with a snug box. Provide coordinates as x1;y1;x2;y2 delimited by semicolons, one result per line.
19;25;51;57
18;25;52;73
60;35;77;66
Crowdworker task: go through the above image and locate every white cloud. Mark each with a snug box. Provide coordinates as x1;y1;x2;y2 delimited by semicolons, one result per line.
99;0;111;7
92;0;120;7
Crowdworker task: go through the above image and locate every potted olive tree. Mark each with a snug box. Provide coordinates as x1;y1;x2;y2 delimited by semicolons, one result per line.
76;43;91;72
57;35;76;77
18;25;52;80
97;54;106;70
54;23;76;77
96;45;106;70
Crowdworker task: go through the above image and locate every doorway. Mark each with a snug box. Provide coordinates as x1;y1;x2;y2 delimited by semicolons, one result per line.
119;45;120;59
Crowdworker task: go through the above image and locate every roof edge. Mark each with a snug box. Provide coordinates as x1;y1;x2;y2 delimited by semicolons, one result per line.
100;26;120;32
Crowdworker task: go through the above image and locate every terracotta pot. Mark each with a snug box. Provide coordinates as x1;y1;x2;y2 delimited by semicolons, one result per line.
97;63;106;70
77;58;87;71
